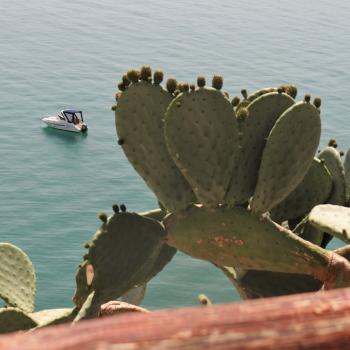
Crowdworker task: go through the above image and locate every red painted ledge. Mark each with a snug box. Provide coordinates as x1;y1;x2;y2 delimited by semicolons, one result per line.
2;288;350;350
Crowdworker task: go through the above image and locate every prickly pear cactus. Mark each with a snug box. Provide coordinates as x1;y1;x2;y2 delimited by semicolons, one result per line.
115;68;195;212
0;243;36;313
0;307;37;334
270;158;333;222
228;91;295;203
251;100;321;213
165;76;240;206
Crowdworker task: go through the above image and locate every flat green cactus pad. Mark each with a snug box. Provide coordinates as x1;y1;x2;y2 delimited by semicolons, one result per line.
309;204;350;242
345;148;350;205
115;80;194;212
270;158;333;222
227;92;294;203
251;101;321;214
165;87;240;206
0;307;37;333
88;212;166;301
318;147;346;205
0;243;36;313
165;205;330;279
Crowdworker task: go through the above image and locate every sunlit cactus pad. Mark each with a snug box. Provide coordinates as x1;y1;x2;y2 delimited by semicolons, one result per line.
115;69;194;212
31;308;77;328
309;204;350;242
0;243;36;313
229;92;294;204
251;101;321;213
165;82;240;206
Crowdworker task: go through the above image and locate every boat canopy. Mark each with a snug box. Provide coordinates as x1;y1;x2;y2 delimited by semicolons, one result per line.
62;109;82;114
62;109;84;122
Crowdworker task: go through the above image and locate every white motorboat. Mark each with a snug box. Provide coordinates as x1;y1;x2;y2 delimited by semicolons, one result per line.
42;109;88;133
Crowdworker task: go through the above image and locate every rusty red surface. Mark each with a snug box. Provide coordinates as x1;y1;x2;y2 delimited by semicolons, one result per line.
2;288;350;350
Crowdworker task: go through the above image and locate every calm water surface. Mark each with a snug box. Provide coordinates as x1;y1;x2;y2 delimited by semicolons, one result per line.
1;0;350;311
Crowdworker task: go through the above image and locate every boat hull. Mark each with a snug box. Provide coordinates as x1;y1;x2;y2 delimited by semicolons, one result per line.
42;118;87;133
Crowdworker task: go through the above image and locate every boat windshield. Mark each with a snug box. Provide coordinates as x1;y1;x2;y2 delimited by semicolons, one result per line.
63;111;84;123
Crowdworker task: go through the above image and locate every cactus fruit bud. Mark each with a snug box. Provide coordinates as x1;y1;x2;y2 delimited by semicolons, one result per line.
98;212;108;223
115;92;121;101
120;204;127;212
112;204;120;213
117;82;126;92
84;242;90;249
241;89;248;99
197;76;206;88
127;69;139;83
284;85;298;99
198;294;212;306
236;107;249;121
111;104;117;111
174;89;181;97
231;96;240;107
122;74;130;87
179;82;189;92
83;253;89;260
212;75;223;90
328;139;338;148
277;87;284;94
140;65;152;81
304;94;311;103
153;70;164;85
166;77;177;94
190;84;195;91
340;151;345;156
313;97;321;108
118;139;125;145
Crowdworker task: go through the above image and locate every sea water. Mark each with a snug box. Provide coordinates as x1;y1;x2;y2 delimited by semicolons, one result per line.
1;0;350;311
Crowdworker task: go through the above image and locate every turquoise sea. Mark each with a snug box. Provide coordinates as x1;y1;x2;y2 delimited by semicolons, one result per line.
1;0;350;311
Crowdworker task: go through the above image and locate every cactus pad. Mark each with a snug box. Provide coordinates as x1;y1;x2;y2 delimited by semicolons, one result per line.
31;308;77;328
309;204;350;242
270;158;333;222
0;307;37;333
165;205;330;279
165;87;240;206
251;101;321;214
227;92;294;203
115;80;194;212
318;147;347;205
0;243;36;313
87;212;165;299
